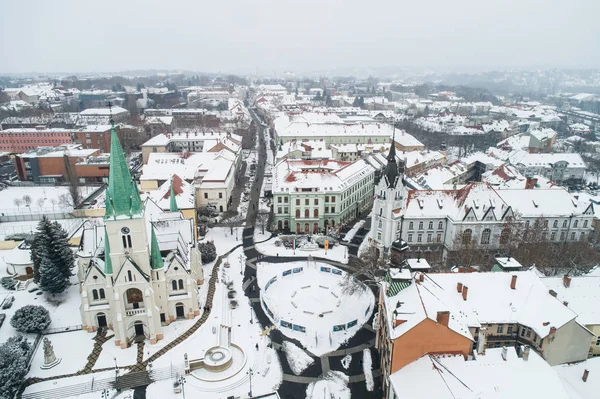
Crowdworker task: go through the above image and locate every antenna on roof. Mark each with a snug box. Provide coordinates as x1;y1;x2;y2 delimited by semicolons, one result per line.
107;101;114;127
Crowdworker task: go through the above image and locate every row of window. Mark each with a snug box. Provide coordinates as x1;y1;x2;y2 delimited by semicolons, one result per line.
407;232;443;244
91;288;106;300
525;219;588;229
203;192;224;199
171;279;185;290
408;221;444;231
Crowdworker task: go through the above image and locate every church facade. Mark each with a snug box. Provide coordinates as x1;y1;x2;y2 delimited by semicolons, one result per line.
77;124;203;348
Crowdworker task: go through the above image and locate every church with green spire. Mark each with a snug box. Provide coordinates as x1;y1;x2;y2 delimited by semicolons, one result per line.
76;123;203;348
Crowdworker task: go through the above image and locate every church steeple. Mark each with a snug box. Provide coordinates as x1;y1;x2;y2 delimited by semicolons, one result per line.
385;127;400;188
150;227;164;270
104;229;113;275
169;180;178;212
105;120;143;219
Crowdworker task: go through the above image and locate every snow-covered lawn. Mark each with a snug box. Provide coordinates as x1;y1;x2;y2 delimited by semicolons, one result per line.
22;370;125;398
282;341;314;375
200;227;243;255
258;261;375;356
306;371;351;399
255;237;348;264
0;186;96;215
0;218;85;240
27;330;95;378
0;275;82;344
363;348;374;392
343;220;365;242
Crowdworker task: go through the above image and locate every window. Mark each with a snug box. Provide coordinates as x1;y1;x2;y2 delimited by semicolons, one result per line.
172;280;177;290
581;232;586;241
571;232;576;241
314;199;319;205
427;233;432;243
520;328;526;337
284;207;288;213
525;220;530;228
378;220;383;228
436;233;442;243
325;206;329;213
507;325;513;335
219;192;223;199
584;220;588;228
596;336;600;346
325;196;329;202
127;270;133;282
92;289;99;300
526;328;531;338
99;289;105;299
438;221;443;230
178;279;184;290
304;209;309;218
544;220;548;228
331;207;335;213
122;234;132;249
560;232;566;241
284;197;288;203
497;324;504;334
204;193;208;199
314;209;319;218
574;220;579;228
407;233;413;242
295;209;300;218
462;229;472;245
418;221;423;230
278;207;282;214
551;232;556;241
409;222;414;230
562;220;567;228
278;197;282;203
553;220;558;228
379;208;382;216
481;228;491;244
499;228;510;244
331;196;336;203
296;199;300;206
305;199;309;206
428;221;433;230
417;234;422;243
377;232;382;241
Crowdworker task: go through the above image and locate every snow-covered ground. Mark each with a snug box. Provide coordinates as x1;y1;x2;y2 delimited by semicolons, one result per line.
363;348;374;392
22;370;120;398
28;331;95;378
306;371;351;399
0;186;96;215
255;237;349;264
282;341;314;375
342;220;365;242
258;261;375;357
0;274;82;345
0;218;85;240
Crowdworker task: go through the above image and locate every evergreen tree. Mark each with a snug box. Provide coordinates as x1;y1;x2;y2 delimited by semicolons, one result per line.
50;221;75;280
39;254;70;294
30;217;53;284
0;335;30;398
10;305;51;333
353;96;360;107
198;240;217;264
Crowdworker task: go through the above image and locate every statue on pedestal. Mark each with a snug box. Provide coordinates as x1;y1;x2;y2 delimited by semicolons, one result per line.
40;337;61;369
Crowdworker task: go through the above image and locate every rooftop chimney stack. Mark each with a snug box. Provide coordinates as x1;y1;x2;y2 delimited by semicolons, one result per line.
549;290;557;297
457;282;463;293
436;311;450;327
583;369;590;382
563;275;571;288
462;286;469;301
511;275;517;290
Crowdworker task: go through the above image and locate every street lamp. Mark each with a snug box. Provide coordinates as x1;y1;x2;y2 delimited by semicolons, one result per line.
239;253;244;275
247;367;254;397
114;357;119;391
178;376;187;399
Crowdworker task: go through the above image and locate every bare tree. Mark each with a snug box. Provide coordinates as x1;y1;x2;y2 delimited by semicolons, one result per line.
13;198;23;210
340;244;388;295
22;195;32;207
256;211;270;234
64;155;82;207
448;230;490;269
36;198;45;211
222;211;244;235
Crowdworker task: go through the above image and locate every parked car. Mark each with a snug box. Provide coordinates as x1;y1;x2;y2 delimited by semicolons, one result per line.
0;313;5;328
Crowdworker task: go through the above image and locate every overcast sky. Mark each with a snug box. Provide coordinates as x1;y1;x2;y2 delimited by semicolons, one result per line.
1;0;600;75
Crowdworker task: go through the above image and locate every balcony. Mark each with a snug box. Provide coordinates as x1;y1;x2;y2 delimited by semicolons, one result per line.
125;308;146;317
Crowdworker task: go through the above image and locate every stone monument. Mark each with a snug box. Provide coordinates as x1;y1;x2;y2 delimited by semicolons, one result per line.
40;337;61;369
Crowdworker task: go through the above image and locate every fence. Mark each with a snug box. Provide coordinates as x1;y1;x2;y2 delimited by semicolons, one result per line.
0;210;74;224
20;363;186;399
43;324;83;335
0;218;83;239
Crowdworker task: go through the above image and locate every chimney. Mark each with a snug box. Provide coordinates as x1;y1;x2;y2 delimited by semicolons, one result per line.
510;275;517;290
549;290;557;297
522;345;531;361
457;282;463;293
501;346;508;361
583;369;590;383
462;286;468;301
525;176;538;189
419;274;425;282
563;301;569;307
550;326;557;335
563;275;571;288
436;311;450;327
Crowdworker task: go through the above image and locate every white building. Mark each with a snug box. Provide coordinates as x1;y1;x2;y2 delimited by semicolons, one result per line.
370;150;594;259
507;151;587;183
272;158;375;233
77;126;203;348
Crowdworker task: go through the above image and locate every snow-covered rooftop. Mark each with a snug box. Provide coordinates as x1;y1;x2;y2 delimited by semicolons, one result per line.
541;275;600;326
555;357;600;399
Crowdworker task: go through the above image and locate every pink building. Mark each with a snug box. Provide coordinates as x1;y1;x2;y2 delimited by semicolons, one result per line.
0;127;73;153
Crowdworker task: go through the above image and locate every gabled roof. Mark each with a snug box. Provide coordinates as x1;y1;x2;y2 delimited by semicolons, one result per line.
113;257;150;284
